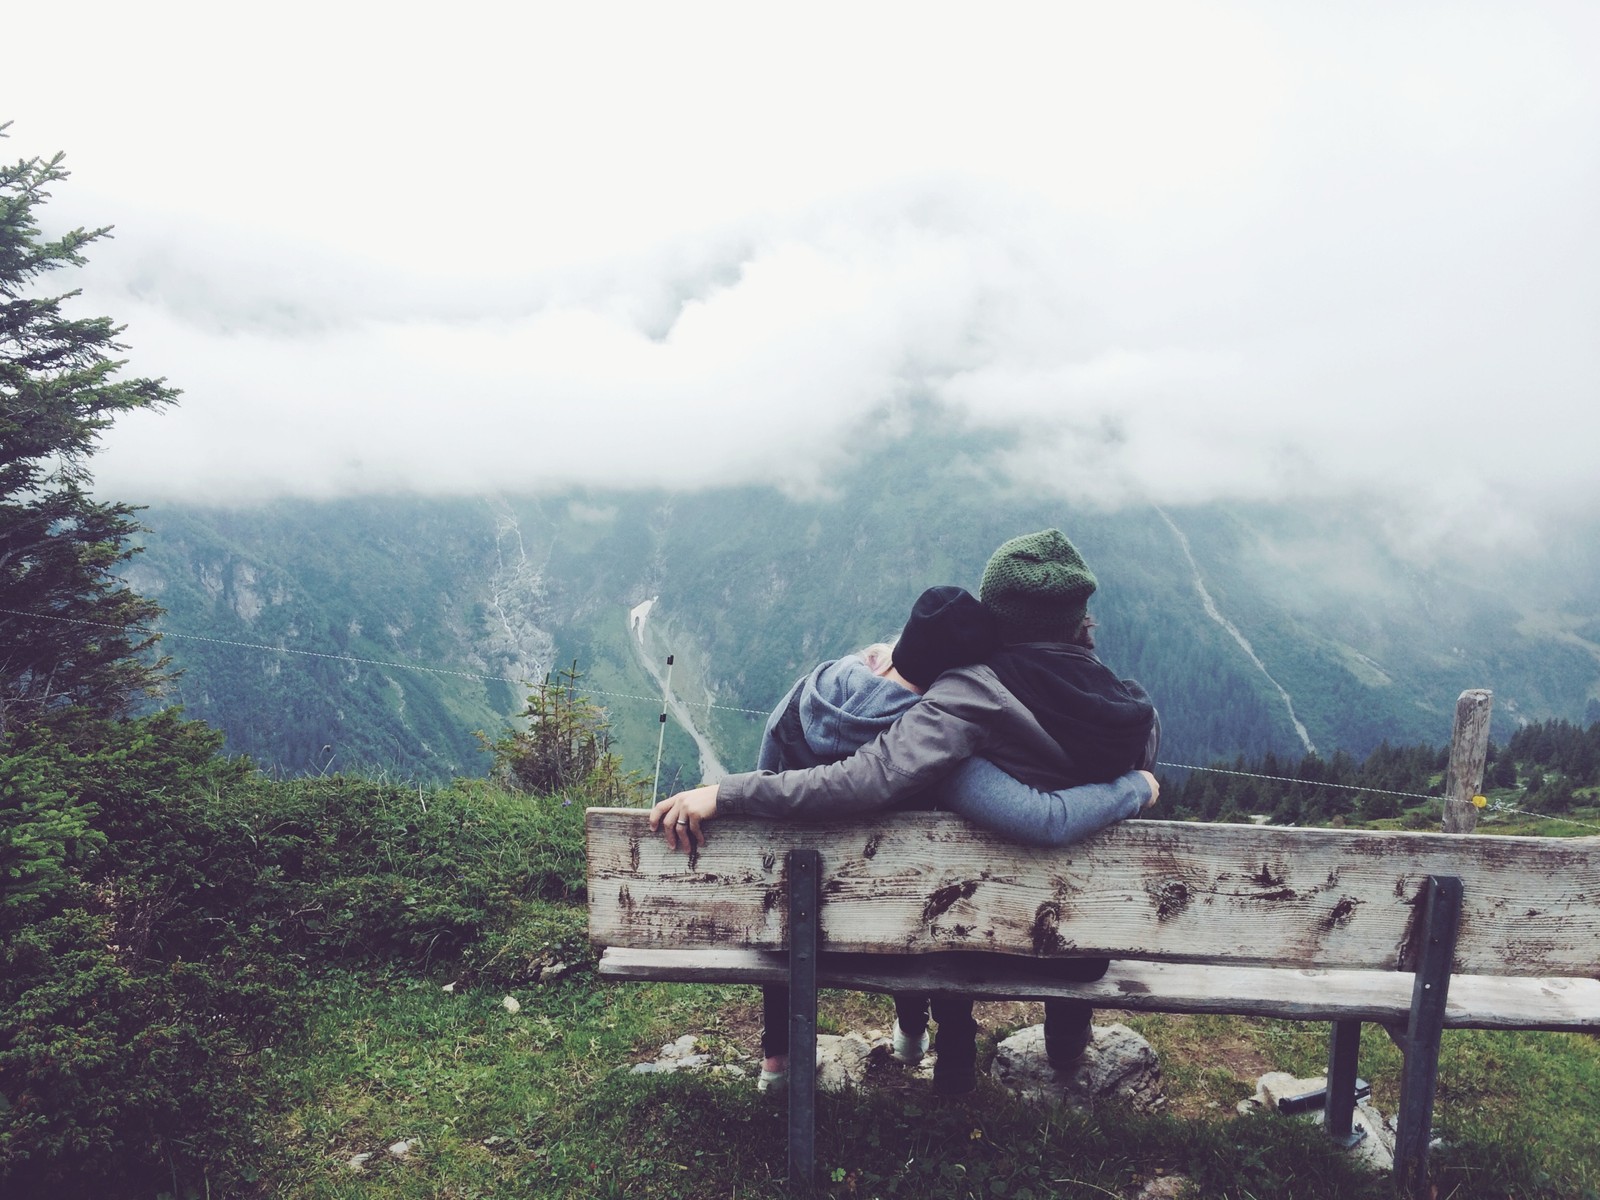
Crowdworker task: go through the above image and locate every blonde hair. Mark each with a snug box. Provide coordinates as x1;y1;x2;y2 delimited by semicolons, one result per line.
858;641;897;676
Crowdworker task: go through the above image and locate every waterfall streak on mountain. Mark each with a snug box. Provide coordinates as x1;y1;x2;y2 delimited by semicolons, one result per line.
484;507;553;684
628;604;729;782
1156;510;1316;755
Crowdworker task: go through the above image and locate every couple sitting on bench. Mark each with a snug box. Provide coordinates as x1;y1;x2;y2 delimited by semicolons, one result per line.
650;529;1161;1095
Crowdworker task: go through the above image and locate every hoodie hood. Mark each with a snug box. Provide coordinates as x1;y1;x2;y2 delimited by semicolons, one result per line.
758;655;920;772
986;642;1157;782
799;656;920;759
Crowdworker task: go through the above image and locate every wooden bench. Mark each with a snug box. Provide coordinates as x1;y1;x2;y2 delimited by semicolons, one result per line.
587;808;1600;1196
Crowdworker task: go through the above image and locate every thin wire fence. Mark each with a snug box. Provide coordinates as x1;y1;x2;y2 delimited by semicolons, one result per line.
9;605;1599;831
1152;761;1441;803
0;607;772;717
1477;801;1600;833
1154;761;1600;832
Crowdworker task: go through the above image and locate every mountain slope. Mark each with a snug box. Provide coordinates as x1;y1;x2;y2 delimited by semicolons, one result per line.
126;439;1600;783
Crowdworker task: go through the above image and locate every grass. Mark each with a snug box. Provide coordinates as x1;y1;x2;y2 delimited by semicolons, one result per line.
253;902;1600;1200
1363;789;1600;839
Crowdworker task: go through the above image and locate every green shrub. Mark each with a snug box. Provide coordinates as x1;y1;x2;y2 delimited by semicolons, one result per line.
1;908;298;1194
0;710;291;1194
210;773;590;966
453;898;594;990
1;706;593;1194
0;746;102;918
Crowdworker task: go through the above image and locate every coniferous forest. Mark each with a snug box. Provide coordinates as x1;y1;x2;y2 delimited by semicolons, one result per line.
1165;719;1599;829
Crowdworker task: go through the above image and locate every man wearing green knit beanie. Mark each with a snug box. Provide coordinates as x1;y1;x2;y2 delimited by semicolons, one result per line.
980;529;1098;645
906;526;1155;1083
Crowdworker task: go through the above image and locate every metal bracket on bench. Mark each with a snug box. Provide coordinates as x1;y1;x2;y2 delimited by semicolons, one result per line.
1319;1019;1368;1148
787;848;821;1190
1394;874;1463;1199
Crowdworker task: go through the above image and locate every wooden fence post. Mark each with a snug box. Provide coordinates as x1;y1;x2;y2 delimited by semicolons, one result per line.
1441;689;1493;834
1396;691;1487;1194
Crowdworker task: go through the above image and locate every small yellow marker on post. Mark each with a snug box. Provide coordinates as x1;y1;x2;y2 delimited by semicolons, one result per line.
1472;795;1488;808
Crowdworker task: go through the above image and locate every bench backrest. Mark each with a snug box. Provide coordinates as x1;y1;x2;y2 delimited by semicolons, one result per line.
586;810;1600;977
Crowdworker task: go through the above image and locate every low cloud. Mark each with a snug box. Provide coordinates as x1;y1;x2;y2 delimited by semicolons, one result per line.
90;163;1600;542
11;1;1586;549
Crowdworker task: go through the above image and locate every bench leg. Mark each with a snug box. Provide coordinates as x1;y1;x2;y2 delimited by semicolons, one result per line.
1323;1019;1364;1147
787;849;821;1191
1394;874;1463;1199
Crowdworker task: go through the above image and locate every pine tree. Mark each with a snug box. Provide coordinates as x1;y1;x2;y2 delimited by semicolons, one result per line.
481;662;646;804
0;125;177;731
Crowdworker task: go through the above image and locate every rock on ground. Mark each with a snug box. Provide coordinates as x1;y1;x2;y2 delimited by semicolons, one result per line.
629;1031;878;1091
1238;1071;1396;1173
631;1033;716;1075
989;1023;1164;1111
815;1032;875;1092
1135;1174;1192;1199
629;1023;1173;1111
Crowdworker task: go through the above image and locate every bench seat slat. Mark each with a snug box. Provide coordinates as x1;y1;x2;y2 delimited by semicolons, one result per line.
597;947;1600;1032
587;810;1600;976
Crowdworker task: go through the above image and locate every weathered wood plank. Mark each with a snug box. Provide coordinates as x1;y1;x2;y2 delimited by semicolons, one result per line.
586;809;1600;975
597;948;1600;1032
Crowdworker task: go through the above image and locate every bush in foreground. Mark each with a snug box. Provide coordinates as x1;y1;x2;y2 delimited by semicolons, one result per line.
1;708;590;1195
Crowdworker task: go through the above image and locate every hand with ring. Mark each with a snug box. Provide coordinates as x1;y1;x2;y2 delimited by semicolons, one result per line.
648;784;720;852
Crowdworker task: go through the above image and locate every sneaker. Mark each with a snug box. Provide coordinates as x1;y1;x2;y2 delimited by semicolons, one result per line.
758;1053;789;1095
758;1066;788;1096
892;1021;931;1065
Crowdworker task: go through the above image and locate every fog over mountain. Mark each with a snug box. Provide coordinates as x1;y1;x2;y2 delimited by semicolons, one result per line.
4;1;1594;556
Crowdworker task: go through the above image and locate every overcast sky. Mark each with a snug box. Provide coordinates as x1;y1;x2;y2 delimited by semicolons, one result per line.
6;1;1597;546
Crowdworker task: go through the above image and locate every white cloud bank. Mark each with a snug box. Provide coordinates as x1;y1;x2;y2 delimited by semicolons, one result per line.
5;1;1597;541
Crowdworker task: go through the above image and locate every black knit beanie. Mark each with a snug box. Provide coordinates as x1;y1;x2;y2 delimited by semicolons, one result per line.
979;529;1097;644
891;586;998;689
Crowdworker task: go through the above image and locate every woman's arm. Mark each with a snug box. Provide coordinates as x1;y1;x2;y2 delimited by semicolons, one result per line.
649;669;1011;849
936;758;1156;848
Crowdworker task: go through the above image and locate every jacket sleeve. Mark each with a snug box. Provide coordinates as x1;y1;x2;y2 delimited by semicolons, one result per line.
933;759;1151;847
717;672;1002;821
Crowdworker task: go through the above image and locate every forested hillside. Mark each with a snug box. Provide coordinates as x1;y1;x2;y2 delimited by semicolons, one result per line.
1169;716;1600;834
129;426;1600;783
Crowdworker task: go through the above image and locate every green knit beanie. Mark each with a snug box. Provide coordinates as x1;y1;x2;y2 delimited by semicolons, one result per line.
979;529;1097;644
